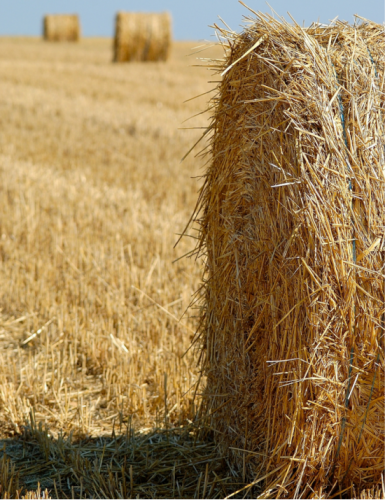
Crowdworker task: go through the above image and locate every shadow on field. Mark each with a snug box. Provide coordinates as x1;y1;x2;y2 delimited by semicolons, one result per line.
0;418;253;499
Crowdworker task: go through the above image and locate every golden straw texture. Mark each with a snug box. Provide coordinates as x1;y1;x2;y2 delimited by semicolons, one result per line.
191;12;385;499
114;12;172;63
43;15;80;42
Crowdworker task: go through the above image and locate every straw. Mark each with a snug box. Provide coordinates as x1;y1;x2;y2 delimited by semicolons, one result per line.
43;15;80;43
113;12;172;63
0;418;252;499
189;12;385;499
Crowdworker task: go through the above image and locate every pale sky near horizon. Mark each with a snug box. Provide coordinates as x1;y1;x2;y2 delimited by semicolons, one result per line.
0;1;383;40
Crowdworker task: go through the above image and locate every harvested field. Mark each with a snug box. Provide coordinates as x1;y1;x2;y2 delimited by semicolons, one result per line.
0;30;381;500
0;37;251;498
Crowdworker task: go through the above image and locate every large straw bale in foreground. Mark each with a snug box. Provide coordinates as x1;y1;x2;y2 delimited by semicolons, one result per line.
193;13;385;499
114;12;171;62
43;14;80;42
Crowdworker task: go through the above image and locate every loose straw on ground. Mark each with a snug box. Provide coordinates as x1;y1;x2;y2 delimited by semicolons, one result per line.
0;418;250;499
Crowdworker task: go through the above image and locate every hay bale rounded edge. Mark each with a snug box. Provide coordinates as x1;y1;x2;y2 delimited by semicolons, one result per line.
43;14;80;42
191;13;385;499
114;12;172;63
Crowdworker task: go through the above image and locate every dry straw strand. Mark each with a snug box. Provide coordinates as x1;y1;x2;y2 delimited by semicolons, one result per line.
114;12;172;63
191;11;385;499
43;15;80;42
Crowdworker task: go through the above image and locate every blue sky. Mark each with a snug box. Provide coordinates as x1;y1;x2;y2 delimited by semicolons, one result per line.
0;1;383;40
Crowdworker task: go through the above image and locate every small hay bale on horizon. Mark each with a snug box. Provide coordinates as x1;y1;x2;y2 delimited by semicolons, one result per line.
191;12;385;499
113;12;172;63
43;14;80;42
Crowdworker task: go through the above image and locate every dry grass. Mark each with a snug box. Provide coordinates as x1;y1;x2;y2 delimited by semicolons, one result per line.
193;12;385;499
0;37;248;498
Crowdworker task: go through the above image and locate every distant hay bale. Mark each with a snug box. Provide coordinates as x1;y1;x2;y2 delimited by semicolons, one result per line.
113;12;172;62
43;14;80;42
192;13;384;499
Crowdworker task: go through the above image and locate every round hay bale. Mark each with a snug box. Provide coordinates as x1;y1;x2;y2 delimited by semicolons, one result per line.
191;13;385;499
113;12;172;63
43;14;80;42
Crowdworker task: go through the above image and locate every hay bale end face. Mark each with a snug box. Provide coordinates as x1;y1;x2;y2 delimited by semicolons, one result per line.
43;15;80;42
114;12;172;63
193;13;385;499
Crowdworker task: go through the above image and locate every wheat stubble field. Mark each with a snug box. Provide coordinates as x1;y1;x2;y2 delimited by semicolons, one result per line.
0;38;246;499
